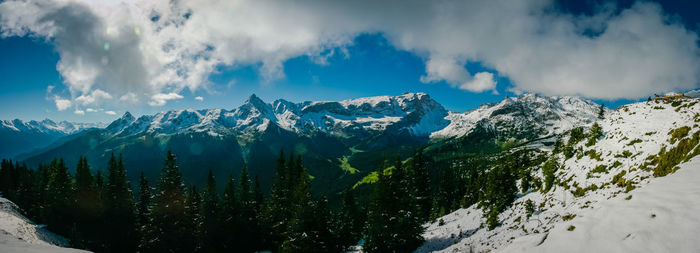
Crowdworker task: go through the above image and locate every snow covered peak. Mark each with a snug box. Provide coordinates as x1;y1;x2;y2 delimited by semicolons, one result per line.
432;93;601;139
0;118;101;135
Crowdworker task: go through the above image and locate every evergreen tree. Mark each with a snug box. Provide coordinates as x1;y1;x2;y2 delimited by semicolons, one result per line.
220;174;241;251
335;188;362;251
199;170;221;253
44;158;74;236
480;159;517;230
185;185;202;252
262;150;291;248
73;156;99;248
364;159;424;253
542;158;559;193
410;150;431;221
102;153;137;252
142;151;190;253
280;169;339;253
598;104;605;119
136;171;152;252
434;164;458;217
239;164;262;252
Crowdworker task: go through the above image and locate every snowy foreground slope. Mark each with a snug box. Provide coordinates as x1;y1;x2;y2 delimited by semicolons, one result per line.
419;98;700;253
0;197;88;253
501;156;700;253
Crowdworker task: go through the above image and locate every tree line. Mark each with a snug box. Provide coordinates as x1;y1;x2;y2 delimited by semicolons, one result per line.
0;149;430;252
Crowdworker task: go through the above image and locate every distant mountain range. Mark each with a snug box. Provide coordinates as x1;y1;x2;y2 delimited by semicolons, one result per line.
2;93;601;197
0;119;103;159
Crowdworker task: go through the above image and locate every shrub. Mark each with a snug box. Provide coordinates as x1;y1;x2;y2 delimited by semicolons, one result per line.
611;170;627;186
627;139;642;146
652;131;700;177
567;225;576;231
669;126;691;144
562;214;576;221
525;200;535;219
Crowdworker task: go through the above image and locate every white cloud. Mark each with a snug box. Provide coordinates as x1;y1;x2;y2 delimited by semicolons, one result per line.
461;72;497;93
105;110;117;115
74;109;85;115
86;108;97;112
194;96;204;101
119;92;139;103
0;0;698;101
75;89;113;106
149;92;183;106
54;97;72;111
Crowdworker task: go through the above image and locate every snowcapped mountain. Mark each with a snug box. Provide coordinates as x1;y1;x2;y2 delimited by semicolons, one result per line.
0;197;88;252
419;97;700;253
0;119;103;159
13;92;605;207
103;92;450;142
432;94;602;139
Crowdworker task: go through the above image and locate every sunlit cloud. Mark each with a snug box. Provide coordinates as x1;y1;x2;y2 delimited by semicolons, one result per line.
194;96;204;101
0;0;698;105
149;92;184;106
54;97;72;111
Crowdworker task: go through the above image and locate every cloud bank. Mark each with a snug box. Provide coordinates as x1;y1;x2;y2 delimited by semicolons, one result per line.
1;0;698;111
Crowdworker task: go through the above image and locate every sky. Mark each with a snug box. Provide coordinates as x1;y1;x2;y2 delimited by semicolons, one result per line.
0;0;698;123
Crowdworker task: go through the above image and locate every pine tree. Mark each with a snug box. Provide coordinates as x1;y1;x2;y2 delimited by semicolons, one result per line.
481;157;518;230
239;164;262;252
411;150;431;221
220;174;241;251
73;156;99;247
262;150;291;248
280;168;340;253
199;170;221;253
185;185;202;252
598;104;605;119
103;153;137;252
142;150;189;253
336;188;362;251
136;171;151;252
364;159;424;253
44;158;74;236
542;158;559;193
434;164;458;217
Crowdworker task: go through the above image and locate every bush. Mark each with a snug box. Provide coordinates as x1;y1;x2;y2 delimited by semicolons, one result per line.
562;214;576;221
669;126;691;144
627;139;643;146
525;200;535;219
651;131;700;177
567;225;576;231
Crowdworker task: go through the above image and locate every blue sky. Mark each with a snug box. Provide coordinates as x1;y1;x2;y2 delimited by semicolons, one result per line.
0;0;698;123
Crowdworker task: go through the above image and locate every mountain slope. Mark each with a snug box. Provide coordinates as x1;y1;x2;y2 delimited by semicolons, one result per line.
501;156;700;253
418;98;700;253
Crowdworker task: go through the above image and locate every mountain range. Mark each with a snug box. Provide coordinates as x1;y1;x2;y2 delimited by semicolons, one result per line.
3;92;601;197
